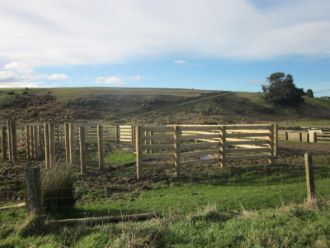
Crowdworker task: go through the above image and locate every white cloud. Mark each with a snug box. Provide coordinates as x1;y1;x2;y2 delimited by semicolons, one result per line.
96;76;123;85
0;62;68;87
132;75;144;81
47;73;68;80
0;0;329;66
0;71;16;82
3;62;33;73
0;82;41;88
174;59;187;65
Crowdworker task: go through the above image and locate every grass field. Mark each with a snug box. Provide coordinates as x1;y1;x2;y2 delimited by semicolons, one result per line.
0;87;330;247
1;145;330;247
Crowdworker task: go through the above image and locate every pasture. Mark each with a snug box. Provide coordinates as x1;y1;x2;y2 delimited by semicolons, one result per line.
0;88;330;247
1;119;330;247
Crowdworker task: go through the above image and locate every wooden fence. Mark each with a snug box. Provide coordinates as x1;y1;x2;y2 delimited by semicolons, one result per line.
0;121;134;173
0;120;280;178
279;128;330;143
135;124;276;179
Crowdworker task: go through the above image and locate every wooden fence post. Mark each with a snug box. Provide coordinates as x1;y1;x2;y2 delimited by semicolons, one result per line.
97;125;104;170
269;124;274;165
299;132;303;142
48;123;55;168
26;125;31;160
7;120;12;162
219;126;226;168
79;126;86;175
116;126;120;144
36;125;42;158
64;123;70;163
25;164;42;215
33;125;38;160
44;122;50;169
131;125;136;149
274;124;278;158
304;153;316;205
30;125;35;160
174;126;181;177
1;126;7;161
55;124;60;151
69;123;74;165
10;119;17;162
285;131;288;141
135;126;141;179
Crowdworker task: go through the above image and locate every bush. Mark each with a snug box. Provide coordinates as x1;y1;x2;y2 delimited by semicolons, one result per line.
41;166;76;214
262;72;304;106
306;89;314;97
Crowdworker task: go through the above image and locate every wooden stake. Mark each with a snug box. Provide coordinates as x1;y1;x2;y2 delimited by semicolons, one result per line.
115;126;120;144
48;212;161;226
274;124;278;158
10;119;17;162
285;131;288;141
37;125;43;158
174;126;181;177
55;124;60;151
26;125;31;160
64;123;70;163
219;126;226;168
131;125;134;146
269;125;274;165
1;126;7;161
97;125;104;170
33;125;38;160
48;123;55;168
69;123;74;165
135;126;141;179
7;120;12;162
25;164;42;215
79;126;86;175
44;122;50;169
30;125;34;160
304;153;316;205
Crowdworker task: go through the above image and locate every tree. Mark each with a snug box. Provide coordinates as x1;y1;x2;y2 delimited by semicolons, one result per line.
306;89;314;97
262;72;304;106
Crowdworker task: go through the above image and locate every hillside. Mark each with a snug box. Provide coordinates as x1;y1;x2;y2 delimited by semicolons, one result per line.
0;88;330;125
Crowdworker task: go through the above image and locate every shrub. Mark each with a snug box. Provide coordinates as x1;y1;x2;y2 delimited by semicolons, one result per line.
306;89;314;97
41;166;76;214
262;72;304;106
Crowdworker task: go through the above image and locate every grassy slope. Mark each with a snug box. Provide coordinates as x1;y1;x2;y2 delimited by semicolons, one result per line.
0;88;329;125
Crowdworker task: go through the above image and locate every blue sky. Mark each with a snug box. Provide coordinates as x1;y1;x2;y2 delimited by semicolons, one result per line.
0;0;329;95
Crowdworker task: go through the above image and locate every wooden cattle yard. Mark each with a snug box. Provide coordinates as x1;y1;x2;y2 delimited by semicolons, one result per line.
1;120;277;178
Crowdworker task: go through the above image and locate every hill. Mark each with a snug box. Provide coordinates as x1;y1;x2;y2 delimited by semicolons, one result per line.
0;87;330;125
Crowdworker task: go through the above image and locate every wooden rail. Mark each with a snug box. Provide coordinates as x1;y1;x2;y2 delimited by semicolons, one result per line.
135;124;276;179
278;128;330;144
0;120;280;179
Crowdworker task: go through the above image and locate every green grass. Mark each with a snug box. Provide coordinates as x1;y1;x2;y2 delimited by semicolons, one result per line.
105;150;136;165
306;96;330;109
1;150;330;247
1;194;330;247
